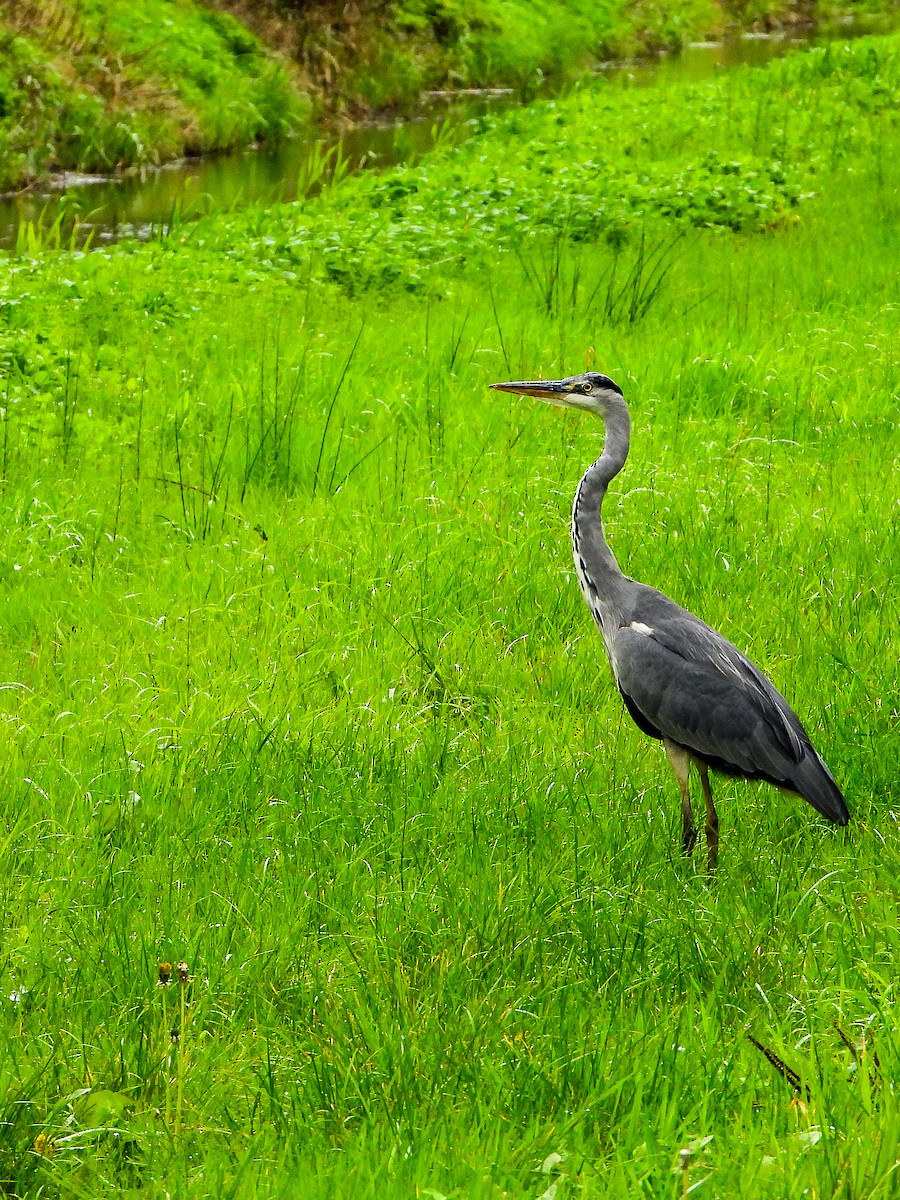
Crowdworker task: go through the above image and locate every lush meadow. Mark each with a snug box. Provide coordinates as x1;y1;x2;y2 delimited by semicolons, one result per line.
0;34;898;1199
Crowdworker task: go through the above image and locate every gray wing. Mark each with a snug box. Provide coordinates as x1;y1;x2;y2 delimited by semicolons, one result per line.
610;586;848;823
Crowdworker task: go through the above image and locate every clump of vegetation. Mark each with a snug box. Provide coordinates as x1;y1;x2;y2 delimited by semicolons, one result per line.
259;0;897;113
0;0;307;191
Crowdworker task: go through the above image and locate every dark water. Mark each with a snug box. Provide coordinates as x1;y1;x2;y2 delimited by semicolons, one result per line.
0;14;892;251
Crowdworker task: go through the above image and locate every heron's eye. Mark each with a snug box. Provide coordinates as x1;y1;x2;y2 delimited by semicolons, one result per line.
580;382;593;394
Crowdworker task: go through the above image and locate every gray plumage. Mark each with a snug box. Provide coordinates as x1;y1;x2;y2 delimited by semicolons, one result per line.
490;370;848;869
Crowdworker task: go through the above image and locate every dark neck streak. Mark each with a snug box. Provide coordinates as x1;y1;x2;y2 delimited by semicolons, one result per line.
570;396;632;633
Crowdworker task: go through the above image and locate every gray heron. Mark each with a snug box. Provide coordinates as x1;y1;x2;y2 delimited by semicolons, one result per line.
490;371;849;870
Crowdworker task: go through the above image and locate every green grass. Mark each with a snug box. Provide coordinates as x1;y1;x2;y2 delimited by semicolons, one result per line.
0;34;898;1199
2;0;896;191
0;0;306;191
290;0;898;112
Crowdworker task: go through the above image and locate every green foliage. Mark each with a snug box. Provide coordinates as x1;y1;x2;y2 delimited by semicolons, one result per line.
0;1;306;190
0;30;898;1199
391;0;715;85
73;0;303;146
167;36;894;303
0;32;112;187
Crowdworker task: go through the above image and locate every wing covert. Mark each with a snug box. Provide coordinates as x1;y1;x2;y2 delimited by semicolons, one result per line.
610;607;810;784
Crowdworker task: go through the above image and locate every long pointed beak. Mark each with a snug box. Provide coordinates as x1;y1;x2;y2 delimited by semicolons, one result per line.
489;379;571;403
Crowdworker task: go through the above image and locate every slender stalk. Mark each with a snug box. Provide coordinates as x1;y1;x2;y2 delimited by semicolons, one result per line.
175;961;191;1136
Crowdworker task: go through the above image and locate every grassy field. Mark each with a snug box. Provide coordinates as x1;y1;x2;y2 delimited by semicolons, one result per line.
0;34;899;1199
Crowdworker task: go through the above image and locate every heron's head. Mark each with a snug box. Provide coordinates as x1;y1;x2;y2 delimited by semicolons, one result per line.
489;371;623;416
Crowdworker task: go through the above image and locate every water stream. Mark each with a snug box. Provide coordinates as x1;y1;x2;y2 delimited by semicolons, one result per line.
0;13;892;251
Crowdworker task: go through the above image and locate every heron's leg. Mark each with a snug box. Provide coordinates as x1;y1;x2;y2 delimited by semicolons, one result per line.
697;762;719;872
664;739;696;856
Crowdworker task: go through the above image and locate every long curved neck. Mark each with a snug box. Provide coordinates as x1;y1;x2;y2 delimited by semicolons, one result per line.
571;395;631;625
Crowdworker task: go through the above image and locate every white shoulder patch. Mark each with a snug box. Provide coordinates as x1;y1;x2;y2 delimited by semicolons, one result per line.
629;621;654;636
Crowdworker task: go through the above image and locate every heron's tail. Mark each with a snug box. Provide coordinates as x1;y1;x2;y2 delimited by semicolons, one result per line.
789;751;849;825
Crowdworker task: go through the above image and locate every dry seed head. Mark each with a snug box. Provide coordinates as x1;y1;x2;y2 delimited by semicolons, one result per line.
158;962;172;986
176;961;190;984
